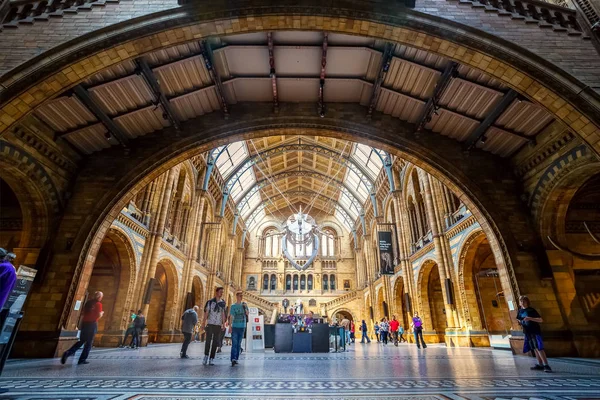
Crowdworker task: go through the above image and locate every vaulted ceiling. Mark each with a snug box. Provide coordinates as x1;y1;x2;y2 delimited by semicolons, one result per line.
23;30;558;231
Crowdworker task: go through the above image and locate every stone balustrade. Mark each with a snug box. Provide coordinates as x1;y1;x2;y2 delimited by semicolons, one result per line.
323;290;358;309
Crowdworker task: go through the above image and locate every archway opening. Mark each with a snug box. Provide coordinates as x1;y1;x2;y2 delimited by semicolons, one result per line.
86;230;133;347
0;177;22;251
146;260;178;343
393;280;409;331
426;263;446;343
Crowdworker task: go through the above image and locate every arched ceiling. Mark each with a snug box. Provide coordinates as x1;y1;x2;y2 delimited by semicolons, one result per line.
20;30;557;231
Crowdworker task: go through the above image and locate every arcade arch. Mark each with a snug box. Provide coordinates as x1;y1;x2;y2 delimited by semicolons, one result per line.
146;259;179;343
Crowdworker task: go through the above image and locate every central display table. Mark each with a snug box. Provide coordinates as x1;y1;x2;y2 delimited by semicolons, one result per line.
273;323;329;353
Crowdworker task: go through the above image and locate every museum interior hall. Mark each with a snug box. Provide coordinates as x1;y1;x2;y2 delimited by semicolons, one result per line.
0;0;600;398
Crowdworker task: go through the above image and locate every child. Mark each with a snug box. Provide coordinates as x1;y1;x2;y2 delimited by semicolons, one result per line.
516;295;551;373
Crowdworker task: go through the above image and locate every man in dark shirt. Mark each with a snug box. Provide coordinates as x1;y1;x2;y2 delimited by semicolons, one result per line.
61;291;104;365
516;295;551;372
131;309;145;349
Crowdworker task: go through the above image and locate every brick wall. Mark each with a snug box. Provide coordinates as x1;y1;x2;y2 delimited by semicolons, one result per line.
0;0;598;94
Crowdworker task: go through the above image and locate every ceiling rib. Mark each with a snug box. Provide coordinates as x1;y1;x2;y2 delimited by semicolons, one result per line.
318;33;328;117
135;58;181;131
72;85;129;146
464;89;519;150
367;42;394;118
417;61;459;132
199;40;229;118
267;32;279;113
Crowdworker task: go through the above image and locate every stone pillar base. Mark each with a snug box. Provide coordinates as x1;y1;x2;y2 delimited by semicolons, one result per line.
444;330;491;347
152;330;184;343
422;330;444;343
93;330;149;348
11;329;79;358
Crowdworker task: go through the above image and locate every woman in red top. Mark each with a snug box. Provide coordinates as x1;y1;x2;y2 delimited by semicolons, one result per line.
61;291;104;365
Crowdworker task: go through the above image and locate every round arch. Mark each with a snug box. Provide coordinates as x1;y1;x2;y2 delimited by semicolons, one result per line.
147;258;179;341
191;275;204;309
51;118;529;332
456;229;488;331
416;259;438;326
331;308;355;323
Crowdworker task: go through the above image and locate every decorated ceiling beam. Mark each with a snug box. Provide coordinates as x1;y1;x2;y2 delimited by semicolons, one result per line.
236;168;365;215
318;32;328;118
72;85;129;146
416;61;459;132
267;32;279;113
464;89;519;150
135;58;181;131
367;42;394;118
199;40;229;117
220;143;375;216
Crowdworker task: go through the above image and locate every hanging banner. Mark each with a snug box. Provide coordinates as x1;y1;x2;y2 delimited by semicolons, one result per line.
378;231;394;275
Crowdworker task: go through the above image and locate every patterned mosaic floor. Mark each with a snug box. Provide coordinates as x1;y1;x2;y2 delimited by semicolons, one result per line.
1;342;599;399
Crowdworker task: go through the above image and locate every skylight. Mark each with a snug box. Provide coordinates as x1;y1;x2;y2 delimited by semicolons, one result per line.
352;143;383;180
215;142;248;178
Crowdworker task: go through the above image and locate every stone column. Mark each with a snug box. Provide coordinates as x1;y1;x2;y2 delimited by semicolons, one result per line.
418;169;459;329
393;191;414;325
180;192;206;314
141;166;180;317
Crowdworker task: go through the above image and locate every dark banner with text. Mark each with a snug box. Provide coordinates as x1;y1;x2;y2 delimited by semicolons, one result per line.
378;231;394;275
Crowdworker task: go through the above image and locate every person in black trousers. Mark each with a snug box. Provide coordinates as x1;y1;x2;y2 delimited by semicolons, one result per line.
180;306;199;358
61;291;104;365
201;287;226;365
131;310;145;349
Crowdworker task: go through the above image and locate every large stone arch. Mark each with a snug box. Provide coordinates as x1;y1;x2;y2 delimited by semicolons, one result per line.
146;257;180;342
456;229;488;331
49;112;536;334
1;2;599;154
416;258;437;327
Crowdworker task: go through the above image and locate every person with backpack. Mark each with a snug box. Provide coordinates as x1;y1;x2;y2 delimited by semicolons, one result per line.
61;291;104;365
411;312;427;349
201;287;226;365
131;309;145;349
180;305;199;359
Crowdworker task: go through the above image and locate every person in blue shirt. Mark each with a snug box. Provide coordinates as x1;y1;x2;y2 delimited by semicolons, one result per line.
228;290;249;366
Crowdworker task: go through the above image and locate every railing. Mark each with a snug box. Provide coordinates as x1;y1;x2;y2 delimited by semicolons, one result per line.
457;0;588;35
323;290;359;309
412;230;433;253
445;203;468;229
1;0;120;27
242;290;278;310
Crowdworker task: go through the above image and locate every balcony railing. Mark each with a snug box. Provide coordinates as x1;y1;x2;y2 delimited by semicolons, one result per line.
412;230;433;253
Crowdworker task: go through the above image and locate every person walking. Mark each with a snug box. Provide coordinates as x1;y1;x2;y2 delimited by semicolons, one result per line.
517;295;552;372
131;309;145;349
0;248;17;311
379;318;389;345
374;322;380;342
201;287;226;365
350;321;356;343
228;290;248;366
411;312;427;349
389;316;400;346
398;324;406;343
61;291;104;365
119;310;136;348
340;316;350;348
359;320;371;343
180;305;199;359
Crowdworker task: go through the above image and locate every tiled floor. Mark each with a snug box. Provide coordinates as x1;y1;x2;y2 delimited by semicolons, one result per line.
1;342;599;399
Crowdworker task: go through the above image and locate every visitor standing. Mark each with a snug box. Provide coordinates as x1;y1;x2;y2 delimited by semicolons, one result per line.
61;291;104;365
180;305;199;359
0;248;17;311
340;316;350;347
411;312;427;349
350;321;356;343
228;290;248;366
360;320;371;343
390;316;400;346
201;287;226;365
517;295;552;372
119;310;136;348
131;309;145;349
374;322;380;342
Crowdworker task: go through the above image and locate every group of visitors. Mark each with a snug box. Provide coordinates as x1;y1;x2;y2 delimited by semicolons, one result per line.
119;309;146;349
357;313;425;348
180;287;248;367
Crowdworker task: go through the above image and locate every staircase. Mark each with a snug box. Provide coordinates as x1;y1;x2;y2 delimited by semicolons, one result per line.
323;290;359;310
242;290;278;321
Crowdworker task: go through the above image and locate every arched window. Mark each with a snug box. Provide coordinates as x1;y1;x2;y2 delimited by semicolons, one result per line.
321;228;337;257
330;275;336;290
286;274;291;291
263;274;269;290
264;228;280;257
293;275;299;291
270;274;277;290
308;275;313;291
300;275;306;290
323;275;328;290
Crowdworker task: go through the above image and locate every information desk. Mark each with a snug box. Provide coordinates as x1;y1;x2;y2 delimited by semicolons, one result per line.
273;323;329;353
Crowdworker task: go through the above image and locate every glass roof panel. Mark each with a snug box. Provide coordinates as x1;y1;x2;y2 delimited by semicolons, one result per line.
240;190;261;217
231;167;257;201
334;209;352;231
215;142;249;178
352;143;383;180
339;190;359;219
344;168;369;202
